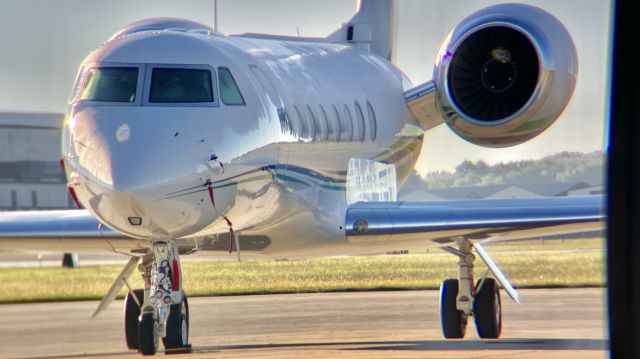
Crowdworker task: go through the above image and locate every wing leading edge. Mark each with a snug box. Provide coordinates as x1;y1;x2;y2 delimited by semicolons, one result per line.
0;196;605;253
345;195;605;244
0;210;145;252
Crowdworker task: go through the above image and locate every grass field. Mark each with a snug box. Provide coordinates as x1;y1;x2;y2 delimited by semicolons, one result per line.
0;238;605;303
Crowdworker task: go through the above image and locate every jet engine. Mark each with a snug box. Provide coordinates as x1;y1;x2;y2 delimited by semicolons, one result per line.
433;4;578;147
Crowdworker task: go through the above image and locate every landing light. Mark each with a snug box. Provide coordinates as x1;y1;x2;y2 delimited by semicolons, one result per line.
67;116;77;130
128;217;142;226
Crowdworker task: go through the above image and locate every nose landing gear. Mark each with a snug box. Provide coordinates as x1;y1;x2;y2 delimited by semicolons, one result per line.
124;240;191;356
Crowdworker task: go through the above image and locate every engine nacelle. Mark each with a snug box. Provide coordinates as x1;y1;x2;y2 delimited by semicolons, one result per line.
433;4;578;148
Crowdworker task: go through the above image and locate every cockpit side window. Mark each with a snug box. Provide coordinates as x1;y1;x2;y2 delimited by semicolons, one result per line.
218;67;246;105
149;68;213;103
80;67;138;103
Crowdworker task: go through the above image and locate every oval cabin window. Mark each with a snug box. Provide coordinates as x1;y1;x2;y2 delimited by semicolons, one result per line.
342;104;354;142
294;105;313;141
332;104;344;142
354;101;365;141
366;101;377;141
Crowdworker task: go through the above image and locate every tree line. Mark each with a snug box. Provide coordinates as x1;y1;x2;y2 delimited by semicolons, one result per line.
403;151;605;191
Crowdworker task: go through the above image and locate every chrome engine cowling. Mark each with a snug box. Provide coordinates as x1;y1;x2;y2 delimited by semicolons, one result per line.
433;4;578;148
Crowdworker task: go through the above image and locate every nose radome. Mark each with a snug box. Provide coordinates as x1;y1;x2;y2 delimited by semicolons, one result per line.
80;151;211;239
70;107;222;239
98;180;212;239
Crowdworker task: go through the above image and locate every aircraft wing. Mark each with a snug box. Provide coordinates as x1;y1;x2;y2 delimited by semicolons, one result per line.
0;196;605;253
345;195;605;244
0;209;146;253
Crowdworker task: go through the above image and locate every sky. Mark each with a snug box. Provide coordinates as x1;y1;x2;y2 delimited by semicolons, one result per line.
0;0;612;173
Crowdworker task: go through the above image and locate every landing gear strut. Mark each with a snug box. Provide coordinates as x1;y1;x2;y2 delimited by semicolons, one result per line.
440;238;502;339
123;241;191;355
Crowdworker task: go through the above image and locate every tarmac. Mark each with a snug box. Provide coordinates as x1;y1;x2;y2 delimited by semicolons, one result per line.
0;288;608;359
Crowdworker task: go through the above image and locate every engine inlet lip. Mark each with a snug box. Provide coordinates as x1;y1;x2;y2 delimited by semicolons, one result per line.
440;22;545;127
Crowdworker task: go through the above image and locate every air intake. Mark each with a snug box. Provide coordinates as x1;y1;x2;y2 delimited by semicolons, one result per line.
448;26;539;122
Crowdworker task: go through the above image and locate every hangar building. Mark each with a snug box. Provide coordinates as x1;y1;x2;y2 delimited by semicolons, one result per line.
0;112;72;210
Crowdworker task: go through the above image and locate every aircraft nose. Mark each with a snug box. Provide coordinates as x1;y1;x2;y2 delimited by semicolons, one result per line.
96;174;214;239
68;106;226;239
71;136;220;240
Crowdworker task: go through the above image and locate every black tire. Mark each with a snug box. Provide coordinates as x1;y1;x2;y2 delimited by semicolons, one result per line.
165;294;189;349
138;312;159;355
473;278;502;339
124;289;145;350
440;278;467;339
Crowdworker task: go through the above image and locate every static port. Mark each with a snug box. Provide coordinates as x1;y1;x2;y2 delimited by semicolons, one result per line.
128;217;142;226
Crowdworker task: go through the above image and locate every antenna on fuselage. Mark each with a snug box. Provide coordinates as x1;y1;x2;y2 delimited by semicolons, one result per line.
213;0;218;32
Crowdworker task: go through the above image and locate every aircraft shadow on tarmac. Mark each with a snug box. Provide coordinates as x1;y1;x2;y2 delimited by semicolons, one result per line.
193;338;608;353
17;338;609;359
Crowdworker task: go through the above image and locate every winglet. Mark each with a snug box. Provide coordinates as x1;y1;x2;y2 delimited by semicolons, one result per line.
473;243;521;305
91;256;140;320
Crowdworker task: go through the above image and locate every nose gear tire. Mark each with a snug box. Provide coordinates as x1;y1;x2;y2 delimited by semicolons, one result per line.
138;312;159;355
164;294;190;350
124;289;145;350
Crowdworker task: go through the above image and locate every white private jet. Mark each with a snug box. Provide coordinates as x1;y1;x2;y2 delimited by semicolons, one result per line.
0;1;604;356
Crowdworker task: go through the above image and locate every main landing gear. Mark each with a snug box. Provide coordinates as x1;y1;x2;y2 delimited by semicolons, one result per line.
124;241;191;355
440;238;502;339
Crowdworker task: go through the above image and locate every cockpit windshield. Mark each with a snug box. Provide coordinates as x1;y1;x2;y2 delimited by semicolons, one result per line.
149;68;213;103
80;67;138;102
75;64;223;106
